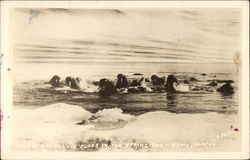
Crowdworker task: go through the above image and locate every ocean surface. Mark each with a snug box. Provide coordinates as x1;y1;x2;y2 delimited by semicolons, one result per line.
9;62;241;152
13;62;239;115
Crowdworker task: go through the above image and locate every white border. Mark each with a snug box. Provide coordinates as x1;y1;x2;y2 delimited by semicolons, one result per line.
1;1;249;159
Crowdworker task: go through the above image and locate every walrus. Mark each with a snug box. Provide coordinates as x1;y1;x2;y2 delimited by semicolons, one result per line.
207;81;218;87
115;74;129;89
130;77;145;87
49;75;61;87
128;77;153;93
165;75;179;92
190;77;197;82
99;78;118;96
131;80;139;87
71;77;81;89
65;76;72;87
65;76;81;89
151;75;165;90
216;82;234;95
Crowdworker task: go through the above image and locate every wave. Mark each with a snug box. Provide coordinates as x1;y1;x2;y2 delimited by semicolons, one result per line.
10;103;240;152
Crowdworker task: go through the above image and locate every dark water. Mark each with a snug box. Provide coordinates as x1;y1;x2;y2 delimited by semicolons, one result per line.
13;70;238;116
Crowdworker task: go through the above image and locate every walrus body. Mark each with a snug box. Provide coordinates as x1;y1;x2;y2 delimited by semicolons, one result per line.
127;77;151;93
65;76;81;89
130;77;145;87
216;82;234;95
151;75;165;90
165;75;179;92
99;78;118;96
207;81;218;87
116;74;129;89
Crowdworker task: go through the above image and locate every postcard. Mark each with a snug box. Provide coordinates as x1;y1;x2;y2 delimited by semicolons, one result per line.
0;1;249;159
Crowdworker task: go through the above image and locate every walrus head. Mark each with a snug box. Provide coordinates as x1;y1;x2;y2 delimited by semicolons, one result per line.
49;75;61;87
151;75;158;82
117;73;123;79
99;78;109;90
166;75;178;84
116;74;128;89
75;77;81;82
65;76;72;86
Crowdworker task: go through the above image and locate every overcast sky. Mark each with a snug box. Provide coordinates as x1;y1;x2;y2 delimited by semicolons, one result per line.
11;8;241;63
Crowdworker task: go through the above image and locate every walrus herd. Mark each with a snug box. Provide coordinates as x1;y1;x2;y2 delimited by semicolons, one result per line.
49;75;81;89
49;73;235;96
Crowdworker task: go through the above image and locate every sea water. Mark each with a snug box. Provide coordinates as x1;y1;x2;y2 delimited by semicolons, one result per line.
10;62;240;152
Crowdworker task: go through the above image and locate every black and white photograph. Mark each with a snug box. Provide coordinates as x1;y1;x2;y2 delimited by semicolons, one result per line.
0;1;249;159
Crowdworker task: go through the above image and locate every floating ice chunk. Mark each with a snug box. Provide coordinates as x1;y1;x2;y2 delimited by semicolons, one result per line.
10;104;239;152
11;103;95;150
31;103;93;123
92;108;135;123
114;111;238;145
173;83;190;92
